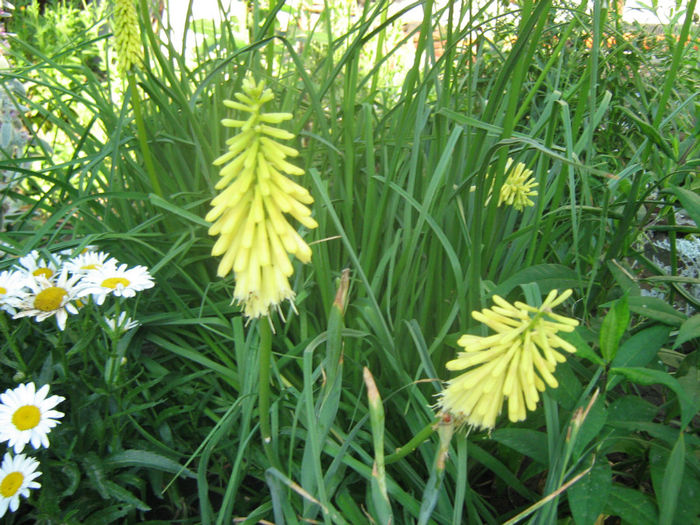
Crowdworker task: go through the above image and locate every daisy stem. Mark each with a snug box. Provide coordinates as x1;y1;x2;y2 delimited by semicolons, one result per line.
0;313;26;372
257;319;278;468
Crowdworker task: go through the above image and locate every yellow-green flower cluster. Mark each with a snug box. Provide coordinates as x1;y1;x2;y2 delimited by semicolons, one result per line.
497;158;537;211
112;0;142;75
206;77;317;319
438;289;579;430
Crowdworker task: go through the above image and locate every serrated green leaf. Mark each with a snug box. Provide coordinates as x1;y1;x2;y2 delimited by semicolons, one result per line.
673;315;700;349
103;450;195;478
666;185;700;227
103;480;151;511
600;296;630;362
568;458;611;525
604;484;658;525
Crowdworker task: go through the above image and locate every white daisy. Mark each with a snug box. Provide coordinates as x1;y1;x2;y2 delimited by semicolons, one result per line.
0;270;28;315
0;382;64;453
82;263;154;305
12;270;87;330
0;452;41;518
14;250;61;280
63;251;118;274
104;312;140;334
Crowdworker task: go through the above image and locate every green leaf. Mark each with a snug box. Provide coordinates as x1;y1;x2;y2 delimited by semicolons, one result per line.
492;429;549;465
609;325;672;386
548;361;582;411
627;296;686;326
560;328;605;367
604;484;658;525
650;442;700;525
600;295;630;362
659;434;685;525
572;397;608;459
103;480;151;512
673;315;700;349
491;264;583;298
609;367;697;429
607;396;659;424
666;185;700;227
103;450;195;478
568;458;611;525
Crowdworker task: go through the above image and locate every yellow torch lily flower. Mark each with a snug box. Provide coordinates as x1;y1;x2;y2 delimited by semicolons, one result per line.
206;77;317;319
112;0;142;75
438;289;579;430
497;158;538;211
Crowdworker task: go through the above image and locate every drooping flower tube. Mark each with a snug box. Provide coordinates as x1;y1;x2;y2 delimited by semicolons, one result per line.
438;289;579;430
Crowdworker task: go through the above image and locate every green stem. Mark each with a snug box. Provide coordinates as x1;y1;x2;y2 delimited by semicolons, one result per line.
127;72;162;197
385;418;439;465
258;319;277;467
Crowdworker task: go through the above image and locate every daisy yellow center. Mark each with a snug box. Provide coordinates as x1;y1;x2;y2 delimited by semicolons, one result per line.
0;286;6;295
12;405;41;431
81;264;98;270
33;267;53;279
0;472;23;498
34;287;68;312
101;277;130;289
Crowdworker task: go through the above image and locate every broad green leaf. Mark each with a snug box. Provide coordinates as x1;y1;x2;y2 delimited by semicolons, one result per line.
627;296;686;326
611;325;672;369
568;458;612;525
610;367;697;429
659;435;685;525
560;329;605;367
604;484;658;525
491;264;582;298
548;361;582;410
666;185;700;227
600;295;630;362
573;397;608;459
492;429;549;465
673;315;700;349
607;396;658;424
650;442;700;525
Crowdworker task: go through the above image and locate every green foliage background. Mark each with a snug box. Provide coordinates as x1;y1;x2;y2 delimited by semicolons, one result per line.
0;0;699;523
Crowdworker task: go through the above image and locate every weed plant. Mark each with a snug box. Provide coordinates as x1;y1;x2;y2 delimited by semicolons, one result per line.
0;0;699;523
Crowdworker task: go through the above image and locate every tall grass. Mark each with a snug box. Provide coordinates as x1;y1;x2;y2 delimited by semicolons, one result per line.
1;0;699;522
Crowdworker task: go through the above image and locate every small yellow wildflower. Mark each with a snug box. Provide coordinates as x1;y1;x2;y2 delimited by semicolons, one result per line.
112;0;142;75
206;77;317;318
497;158;537;211
438;289;579;430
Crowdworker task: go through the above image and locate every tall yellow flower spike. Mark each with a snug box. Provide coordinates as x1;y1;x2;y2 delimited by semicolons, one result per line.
497;158;538;211
112;0;142;75
438;289;579;431
206;77;317;319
